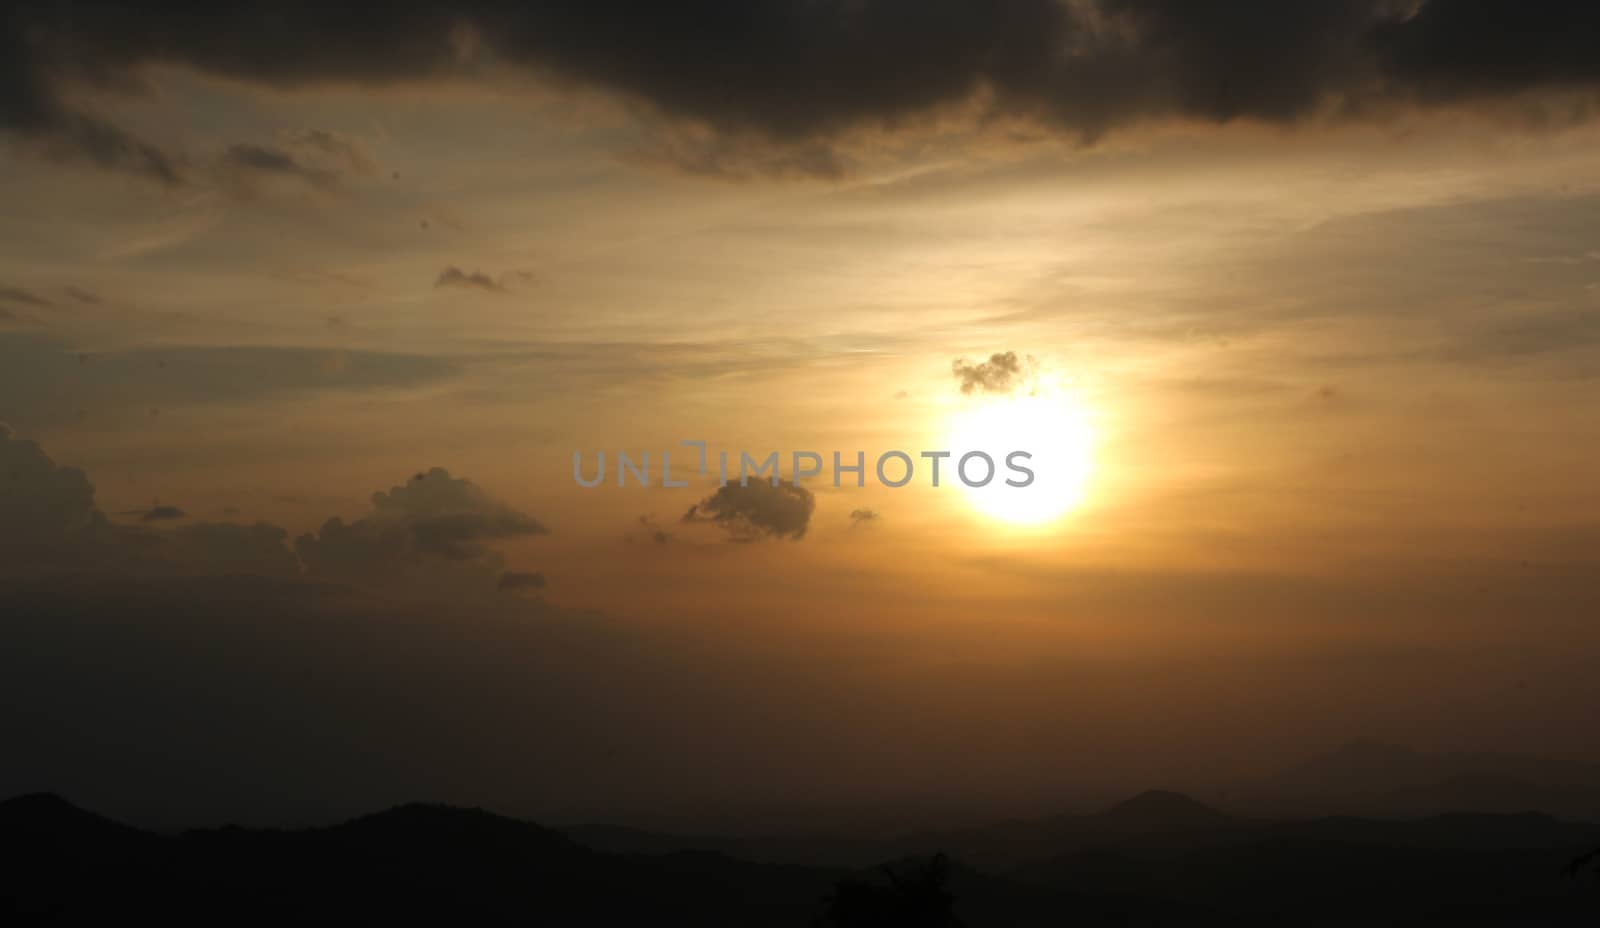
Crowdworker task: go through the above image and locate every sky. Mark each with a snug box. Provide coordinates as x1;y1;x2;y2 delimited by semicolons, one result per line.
4;1;1600;831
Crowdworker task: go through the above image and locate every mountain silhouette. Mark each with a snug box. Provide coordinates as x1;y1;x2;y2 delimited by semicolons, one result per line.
5;792;1599;926
1099;789;1230;832
1256;740;1600;819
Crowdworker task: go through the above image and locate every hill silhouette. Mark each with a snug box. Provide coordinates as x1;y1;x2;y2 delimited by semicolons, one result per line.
1254;740;1600;819
4;791;1598;926
1100;789;1232;831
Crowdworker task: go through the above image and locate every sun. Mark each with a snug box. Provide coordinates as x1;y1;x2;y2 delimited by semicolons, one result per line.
941;389;1095;526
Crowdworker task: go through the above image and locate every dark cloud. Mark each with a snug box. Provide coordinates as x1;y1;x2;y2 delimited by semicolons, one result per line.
0;425;302;576
849;508;880;527
218;131;377;194
0;422;105;557
1370;0;1600;104
9;2;1600;181
220;142;340;192
222;143;301;173
161;522;301;576
683;481;814;541
284;129;378;176
65;286;101;305
4;94;184;184
296;467;547;584
371;467;548;543
952;351;1030;395
0;286;54;309
625;515;673;545
435;267;504;293
498;570;547;593
2;426;541;595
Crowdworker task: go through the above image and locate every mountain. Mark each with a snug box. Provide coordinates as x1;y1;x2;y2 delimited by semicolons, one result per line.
5;792;1598;926
1099;789;1233;832
1254;740;1600;819
569;789;1251;871
0;794;841;926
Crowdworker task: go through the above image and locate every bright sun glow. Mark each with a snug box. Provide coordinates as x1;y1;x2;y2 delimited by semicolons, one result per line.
942;390;1095;526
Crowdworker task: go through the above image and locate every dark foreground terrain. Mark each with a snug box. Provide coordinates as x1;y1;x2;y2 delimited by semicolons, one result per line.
3;791;1597;926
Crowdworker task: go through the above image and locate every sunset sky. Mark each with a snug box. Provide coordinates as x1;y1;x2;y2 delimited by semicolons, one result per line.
4;2;1600;830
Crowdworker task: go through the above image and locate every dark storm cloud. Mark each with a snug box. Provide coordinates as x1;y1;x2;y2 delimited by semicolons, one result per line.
435;267;504;293
1370;0;1600;103
137;504;186;523
683;481;814;541
9;2;1600;181
953;351;1029;395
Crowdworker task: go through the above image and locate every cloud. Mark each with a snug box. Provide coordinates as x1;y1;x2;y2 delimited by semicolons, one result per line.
2;426;544;594
284;129;378;176
216;131;379;196
683;481;814;541
0;287;54;310
65;287;101;305
498;570;547;593
161;521;301;576
371;467;548;545
952;351;1030;395
11;3;1600;181
849;508;880;527
2;88;184;184
435;267;505;293
220;142;340;193
625;515;673;545
0;422;105;556
0;424;306;576
296;467;547;585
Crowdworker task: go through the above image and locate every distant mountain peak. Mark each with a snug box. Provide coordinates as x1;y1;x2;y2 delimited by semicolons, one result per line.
0;792;146;842
322;801;581;857
1102;790;1226;828
0;791;79;812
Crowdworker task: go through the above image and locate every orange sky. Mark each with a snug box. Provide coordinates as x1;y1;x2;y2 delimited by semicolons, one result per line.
4;15;1600;826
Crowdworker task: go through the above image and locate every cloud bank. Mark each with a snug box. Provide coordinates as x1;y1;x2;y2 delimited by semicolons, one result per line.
8;2;1600;180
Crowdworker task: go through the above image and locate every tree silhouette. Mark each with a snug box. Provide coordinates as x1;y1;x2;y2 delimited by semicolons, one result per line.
819;853;963;927
1570;847;1600;882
